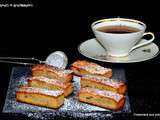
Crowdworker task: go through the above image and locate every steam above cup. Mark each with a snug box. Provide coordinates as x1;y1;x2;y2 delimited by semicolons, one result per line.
91;18;155;57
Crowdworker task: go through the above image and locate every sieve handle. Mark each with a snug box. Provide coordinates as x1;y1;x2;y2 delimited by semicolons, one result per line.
0;57;45;65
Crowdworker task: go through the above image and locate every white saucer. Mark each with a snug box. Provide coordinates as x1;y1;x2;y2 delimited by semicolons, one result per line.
78;38;159;63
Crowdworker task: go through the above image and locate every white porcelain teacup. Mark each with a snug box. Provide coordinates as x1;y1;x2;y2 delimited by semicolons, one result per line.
91;18;155;57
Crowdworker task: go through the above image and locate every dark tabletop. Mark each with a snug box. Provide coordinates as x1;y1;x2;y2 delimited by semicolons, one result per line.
0;2;160;119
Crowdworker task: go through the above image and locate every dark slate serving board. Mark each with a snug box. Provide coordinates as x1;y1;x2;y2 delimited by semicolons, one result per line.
3;67;131;120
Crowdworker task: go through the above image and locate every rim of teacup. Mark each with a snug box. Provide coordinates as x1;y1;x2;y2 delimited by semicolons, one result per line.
91;18;146;34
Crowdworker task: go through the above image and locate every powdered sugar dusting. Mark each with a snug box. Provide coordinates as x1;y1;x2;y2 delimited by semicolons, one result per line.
29;76;69;88
72;60;111;75
82;75;124;88
80;87;124;102
32;64;72;77
18;86;63;97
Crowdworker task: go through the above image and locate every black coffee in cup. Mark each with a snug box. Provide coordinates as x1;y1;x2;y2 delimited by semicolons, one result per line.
96;25;141;34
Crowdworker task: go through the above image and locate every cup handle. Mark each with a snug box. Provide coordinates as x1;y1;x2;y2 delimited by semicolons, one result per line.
130;32;155;52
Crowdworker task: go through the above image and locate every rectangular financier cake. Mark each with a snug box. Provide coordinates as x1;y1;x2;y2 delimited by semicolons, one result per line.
32;64;73;82
79;87;125;110
81;75;127;94
28;76;73;97
71;60;112;78
16;86;64;109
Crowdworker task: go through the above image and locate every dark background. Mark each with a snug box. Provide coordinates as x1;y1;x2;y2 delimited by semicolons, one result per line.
0;1;160;119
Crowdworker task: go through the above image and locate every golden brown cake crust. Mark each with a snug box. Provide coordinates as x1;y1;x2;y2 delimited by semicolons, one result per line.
79;87;124;103
17;86;64;98
16;98;64;109
16;86;64;109
71;60;112;78
81;75;127;94
79;87;125;110
28;76;73;97
79;96;125;111
32;64;73;82
32;64;73;77
81;75;124;88
28;76;71;89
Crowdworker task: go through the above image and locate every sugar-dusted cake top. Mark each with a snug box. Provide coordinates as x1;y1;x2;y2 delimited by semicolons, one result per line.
82;75;124;88
28;76;71;88
80;87;124;102
17;86;64;97
32;64;72;77
71;60;112;75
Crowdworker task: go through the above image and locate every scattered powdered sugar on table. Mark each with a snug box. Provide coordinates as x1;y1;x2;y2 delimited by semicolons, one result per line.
2;67;131;120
